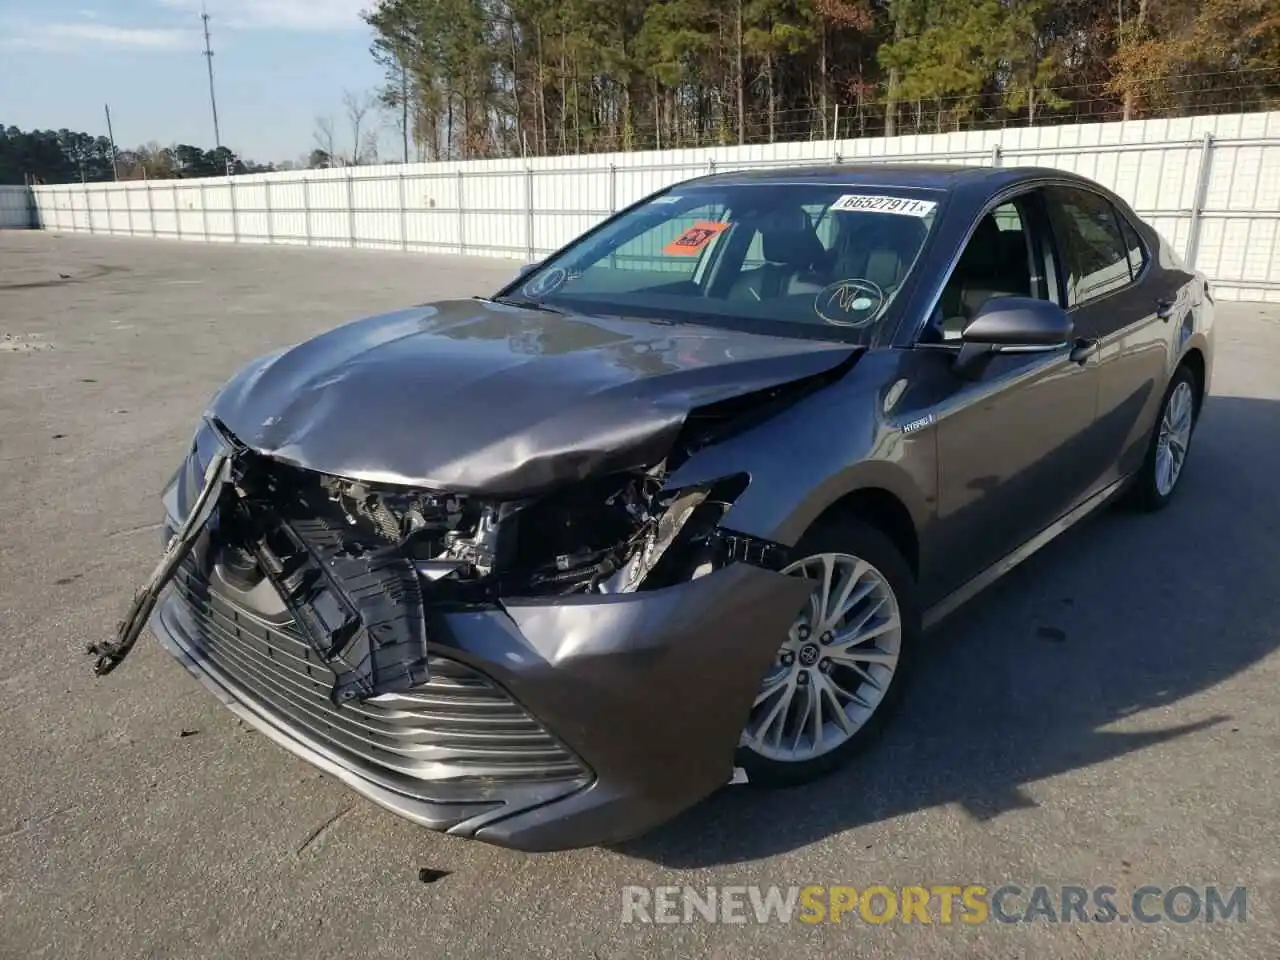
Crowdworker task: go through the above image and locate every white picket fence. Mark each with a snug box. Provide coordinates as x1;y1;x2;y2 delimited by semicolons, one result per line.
14;110;1280;302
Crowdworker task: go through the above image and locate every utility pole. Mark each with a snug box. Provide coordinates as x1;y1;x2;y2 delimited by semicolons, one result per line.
104;104;119;180
202;3;222;148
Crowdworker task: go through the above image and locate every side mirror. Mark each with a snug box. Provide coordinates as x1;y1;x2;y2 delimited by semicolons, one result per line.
956;297;1073;372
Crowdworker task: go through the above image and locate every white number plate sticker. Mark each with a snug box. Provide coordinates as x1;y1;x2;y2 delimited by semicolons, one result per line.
830;194;937;217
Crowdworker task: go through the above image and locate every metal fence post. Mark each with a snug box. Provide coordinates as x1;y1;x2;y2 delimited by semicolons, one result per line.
609;164;617;213
1184;131;1214;268
145;180;156;237
174;183;183;240
265;179;274;244
990;144;1003;167
200;181;209;240
303;177;313;246
708;158;717;175
124;185;134;236
229;177;240;243
398;169;408;251
347;170;357;248
85;181;93;234
525;167;535;261
457;169;466;256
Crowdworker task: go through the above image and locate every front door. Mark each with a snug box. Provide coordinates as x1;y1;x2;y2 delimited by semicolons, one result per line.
914;191;1103;602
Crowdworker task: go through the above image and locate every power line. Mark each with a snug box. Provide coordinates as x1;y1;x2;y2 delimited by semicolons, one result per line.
202;3;222;151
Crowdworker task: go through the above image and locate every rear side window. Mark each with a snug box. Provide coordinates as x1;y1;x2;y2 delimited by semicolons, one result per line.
1046;187;1134;306
1118;215;1147;279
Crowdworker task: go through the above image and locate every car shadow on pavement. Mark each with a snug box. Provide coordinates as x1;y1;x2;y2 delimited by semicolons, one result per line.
616;395;1280;867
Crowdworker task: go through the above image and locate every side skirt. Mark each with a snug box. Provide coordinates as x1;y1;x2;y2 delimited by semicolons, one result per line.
922;474;1133;631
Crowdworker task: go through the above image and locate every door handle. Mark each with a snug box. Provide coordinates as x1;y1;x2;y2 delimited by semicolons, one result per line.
1069;337;1099;364
1155;297;1177;321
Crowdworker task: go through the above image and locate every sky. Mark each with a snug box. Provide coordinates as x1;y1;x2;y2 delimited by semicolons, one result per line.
0;0;389;164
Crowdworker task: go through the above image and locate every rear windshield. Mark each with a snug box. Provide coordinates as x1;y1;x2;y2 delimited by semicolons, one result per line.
504;183;941;343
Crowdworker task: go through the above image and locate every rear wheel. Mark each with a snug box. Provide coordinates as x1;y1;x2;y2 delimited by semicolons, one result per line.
736;517;920;786
1126;365;1199;512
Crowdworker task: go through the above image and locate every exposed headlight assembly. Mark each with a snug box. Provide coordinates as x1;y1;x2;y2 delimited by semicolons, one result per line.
600;473;750;593
164;418;224;528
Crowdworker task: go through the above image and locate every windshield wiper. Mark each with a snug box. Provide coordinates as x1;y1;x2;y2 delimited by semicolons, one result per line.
483;295;566;315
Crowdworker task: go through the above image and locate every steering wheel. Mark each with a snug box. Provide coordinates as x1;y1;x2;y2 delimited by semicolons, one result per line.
813;278;887;328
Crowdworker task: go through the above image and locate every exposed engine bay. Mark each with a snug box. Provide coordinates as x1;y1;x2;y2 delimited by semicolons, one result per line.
298;465;744;600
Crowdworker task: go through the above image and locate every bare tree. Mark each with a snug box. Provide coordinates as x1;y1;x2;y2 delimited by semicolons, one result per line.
313;115;338;166
361;128;381;165
343;90;376;165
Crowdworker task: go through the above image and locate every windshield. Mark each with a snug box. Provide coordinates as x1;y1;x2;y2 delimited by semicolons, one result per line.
500;183;941;342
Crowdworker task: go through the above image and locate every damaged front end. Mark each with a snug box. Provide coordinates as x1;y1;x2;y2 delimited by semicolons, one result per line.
96;409;781;708
233;444;763;704
94;314;850;847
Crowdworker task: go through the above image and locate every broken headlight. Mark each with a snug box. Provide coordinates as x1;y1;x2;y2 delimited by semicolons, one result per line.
597;473;750;594
164;418;224;528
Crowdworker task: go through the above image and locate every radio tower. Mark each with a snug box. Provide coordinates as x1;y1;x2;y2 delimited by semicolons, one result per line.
201;3;222;149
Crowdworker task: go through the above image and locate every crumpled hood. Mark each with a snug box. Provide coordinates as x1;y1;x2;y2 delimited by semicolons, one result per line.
209;299;856;496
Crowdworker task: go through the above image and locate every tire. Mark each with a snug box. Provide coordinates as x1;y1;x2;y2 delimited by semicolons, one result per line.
735;516;921;787
1125;364;1200;512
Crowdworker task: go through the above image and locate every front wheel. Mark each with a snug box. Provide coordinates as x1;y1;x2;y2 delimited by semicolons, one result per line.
736;517;920;787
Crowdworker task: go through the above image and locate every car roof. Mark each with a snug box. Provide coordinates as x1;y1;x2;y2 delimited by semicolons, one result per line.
683;163;1093;195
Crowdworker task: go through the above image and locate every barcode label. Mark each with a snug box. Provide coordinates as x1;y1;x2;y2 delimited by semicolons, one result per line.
830;194;937;217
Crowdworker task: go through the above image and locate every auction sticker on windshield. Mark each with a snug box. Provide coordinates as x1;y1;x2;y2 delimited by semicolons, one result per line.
663;220;730;256
830;195;937;217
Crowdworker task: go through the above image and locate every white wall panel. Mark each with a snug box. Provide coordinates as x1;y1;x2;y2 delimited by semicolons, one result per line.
19;110;1280;300
0;185;32;227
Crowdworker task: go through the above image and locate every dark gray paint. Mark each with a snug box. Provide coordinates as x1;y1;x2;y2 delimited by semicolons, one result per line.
151;559;812;851
961;296;1074;346
207;300;856;498
151;164;1215;850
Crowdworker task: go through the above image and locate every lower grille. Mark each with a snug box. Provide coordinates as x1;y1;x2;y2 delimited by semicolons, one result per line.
171;561;587;793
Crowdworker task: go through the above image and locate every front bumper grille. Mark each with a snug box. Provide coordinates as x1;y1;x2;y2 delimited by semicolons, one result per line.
170;560;588;795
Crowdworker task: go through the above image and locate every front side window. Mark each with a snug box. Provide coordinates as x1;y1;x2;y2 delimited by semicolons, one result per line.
1046;187;1134;306
501;184;941;343
928;196;1045;342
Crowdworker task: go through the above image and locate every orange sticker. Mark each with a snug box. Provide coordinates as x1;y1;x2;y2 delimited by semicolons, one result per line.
662;220;730;256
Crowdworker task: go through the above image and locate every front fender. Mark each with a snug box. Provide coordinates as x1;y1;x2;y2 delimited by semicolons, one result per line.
666;350;936;547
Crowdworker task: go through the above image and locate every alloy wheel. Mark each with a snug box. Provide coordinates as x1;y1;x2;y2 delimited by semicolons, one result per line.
742;552;902;762
1155;380;1194;496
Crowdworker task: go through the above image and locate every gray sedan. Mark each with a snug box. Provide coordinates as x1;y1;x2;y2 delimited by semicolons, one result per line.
98;164;1214;851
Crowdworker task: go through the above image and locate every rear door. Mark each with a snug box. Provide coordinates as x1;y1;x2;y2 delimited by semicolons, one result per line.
1043;186;1175;487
